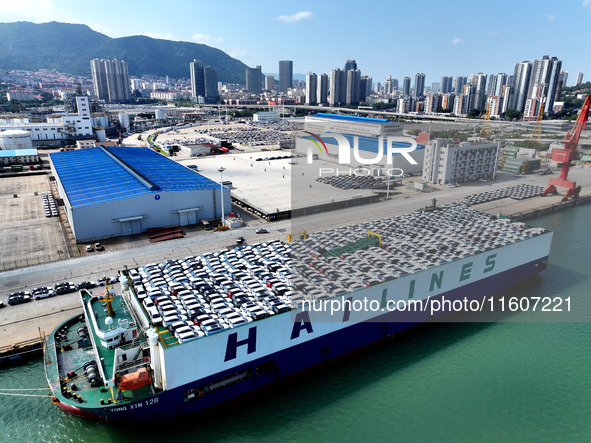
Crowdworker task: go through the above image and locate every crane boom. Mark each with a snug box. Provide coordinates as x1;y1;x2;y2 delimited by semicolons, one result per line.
543;94;591;200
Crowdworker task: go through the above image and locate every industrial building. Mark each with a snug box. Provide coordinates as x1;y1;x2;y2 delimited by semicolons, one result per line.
0;96;94;144
50;146;230;242
422;139;501;185
297;114;424;175
0;149;39;166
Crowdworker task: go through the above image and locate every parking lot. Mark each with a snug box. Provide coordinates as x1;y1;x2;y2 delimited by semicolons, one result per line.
0;174;69;270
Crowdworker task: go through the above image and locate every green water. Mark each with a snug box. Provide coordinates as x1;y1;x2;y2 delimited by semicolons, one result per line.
1;205;590;442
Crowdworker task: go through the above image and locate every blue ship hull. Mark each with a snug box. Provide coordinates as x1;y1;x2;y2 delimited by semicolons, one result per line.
64;255;548;422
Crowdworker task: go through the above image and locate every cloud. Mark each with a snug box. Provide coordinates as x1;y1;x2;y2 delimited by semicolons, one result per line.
0;0;57;22
277;11;312;23
228;46;248;59
191;33;223;45
546;13;555;21
143;32;177;41
451;37;463;45
583;0;591;8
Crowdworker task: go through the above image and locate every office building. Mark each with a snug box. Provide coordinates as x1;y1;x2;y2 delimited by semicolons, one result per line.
245;66;262;94
190;59;206;100
265;75;275;91
279;60;293;92
203;65;219;103
414;73;425;98
576;72;584;85
360;76;372;101
90;58;131;103
402;77;411;96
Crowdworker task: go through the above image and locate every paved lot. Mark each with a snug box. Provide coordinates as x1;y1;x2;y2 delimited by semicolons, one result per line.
0;174;68;270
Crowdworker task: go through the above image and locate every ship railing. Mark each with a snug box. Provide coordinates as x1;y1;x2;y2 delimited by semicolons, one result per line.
114;356;147;374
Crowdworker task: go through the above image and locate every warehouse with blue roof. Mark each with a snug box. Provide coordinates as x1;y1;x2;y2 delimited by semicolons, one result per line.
49;146;230;242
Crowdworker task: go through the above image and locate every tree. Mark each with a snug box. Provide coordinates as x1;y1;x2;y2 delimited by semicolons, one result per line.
503;108;523;121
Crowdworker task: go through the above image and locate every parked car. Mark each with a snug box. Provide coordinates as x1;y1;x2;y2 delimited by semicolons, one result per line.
94;242;104;251
8;292;32;305
0;300;5;309
236;236;244;244
76;281;95;290
255;228;268;234
32;287;54;300
85;245;94;252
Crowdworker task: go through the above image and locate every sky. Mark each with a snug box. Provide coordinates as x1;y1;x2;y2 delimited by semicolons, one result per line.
0;0;590;86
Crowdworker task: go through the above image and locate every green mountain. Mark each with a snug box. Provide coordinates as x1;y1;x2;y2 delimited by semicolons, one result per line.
0;21;247;83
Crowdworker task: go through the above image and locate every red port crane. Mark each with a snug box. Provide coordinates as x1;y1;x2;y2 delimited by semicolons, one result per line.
543;94;591;201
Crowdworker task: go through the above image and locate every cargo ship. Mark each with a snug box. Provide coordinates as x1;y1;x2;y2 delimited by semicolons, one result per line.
43;202;552;422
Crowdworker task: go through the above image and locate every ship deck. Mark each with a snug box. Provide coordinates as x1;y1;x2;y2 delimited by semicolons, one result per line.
47;288;151;409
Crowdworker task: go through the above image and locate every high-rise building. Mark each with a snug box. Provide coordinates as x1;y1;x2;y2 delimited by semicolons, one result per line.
305;72;318;105
543;57;562;114
344;60;357;71
346;69;361;105
203;66;219;103
317;73;328;104
576;71;584;85
453;76;467;94
384;76;394;95
500;85;514;115
403;77;411;96
90;58;131;103
279;61;293;93
559;71;568;88
512;61;532;112
414;73;425;98
557;71;568;101
441;76;453;94
469;73;487;111
265;75;275;91
431;82;440;93
190;59;206;100
329;68;346;106
245;67;262;94
360;76;372;101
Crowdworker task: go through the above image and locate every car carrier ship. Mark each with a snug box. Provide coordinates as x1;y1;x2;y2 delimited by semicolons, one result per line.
43;202;553;422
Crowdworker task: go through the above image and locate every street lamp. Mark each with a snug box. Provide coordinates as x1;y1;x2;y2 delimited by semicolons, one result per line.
218;166;226;226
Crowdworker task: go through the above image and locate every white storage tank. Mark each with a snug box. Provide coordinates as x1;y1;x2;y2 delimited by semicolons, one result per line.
0;130;33;150
155;109;164;120
118;113;131;131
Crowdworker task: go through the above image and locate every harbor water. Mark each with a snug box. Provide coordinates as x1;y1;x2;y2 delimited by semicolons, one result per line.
1;204;590;442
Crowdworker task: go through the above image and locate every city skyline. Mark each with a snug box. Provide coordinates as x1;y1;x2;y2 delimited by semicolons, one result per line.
0;0;590;85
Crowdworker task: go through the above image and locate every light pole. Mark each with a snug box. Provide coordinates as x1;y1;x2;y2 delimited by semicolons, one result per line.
218;166;226;226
